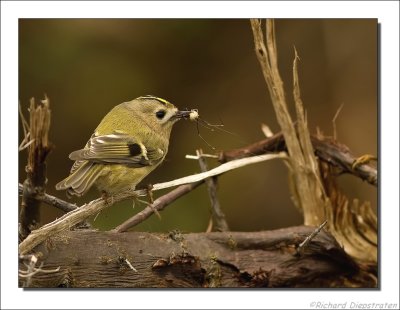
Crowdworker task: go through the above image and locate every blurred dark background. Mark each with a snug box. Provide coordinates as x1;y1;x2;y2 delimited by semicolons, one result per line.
18;19;377;232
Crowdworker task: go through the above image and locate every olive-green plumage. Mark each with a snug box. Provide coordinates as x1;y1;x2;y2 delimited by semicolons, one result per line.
56;96;192;197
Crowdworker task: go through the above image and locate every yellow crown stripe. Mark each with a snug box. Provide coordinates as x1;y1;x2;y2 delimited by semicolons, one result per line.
137;95;171;106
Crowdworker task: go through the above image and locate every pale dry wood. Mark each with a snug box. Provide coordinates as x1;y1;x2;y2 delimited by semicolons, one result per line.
320;161;377;263
152;153;286;191
250;19;329;226
250;19;377;264
19;97;52;239
292;48;330;224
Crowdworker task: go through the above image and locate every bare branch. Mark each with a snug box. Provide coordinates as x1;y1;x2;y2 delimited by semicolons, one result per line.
18;183;77;213
296;220;328;255
114;181;204;233
196;149;229;232
332;103;344;140
18;101;30;138
151;153;286;191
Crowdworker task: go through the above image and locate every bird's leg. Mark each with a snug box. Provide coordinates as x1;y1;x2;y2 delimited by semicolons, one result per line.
92;191;108;222
146;184;154;204
101;190;114;205
129;184;161;219
94;191;114;222
145;184;161;220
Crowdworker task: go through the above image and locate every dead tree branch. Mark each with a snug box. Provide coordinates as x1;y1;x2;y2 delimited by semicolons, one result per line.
296;220;328;255
320;161;377;263
18;226;376;288
18;183;78;213
113;181;204;233
218;132;377;187
250;19;329;226
19;97;52;240
196;149;229;232
249;19;377;264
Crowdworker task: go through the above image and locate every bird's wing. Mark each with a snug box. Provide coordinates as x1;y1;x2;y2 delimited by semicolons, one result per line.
68;133;165;167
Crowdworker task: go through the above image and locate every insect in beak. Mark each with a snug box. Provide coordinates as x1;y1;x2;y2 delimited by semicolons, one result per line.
174;109;199;121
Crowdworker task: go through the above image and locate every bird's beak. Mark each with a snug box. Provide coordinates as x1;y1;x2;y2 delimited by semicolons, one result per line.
174;110;192;120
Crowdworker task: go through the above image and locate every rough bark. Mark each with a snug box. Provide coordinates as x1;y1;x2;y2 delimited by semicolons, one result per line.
19;226;376;288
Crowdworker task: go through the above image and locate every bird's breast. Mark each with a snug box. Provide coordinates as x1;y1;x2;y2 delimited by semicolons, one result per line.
94;164;160;194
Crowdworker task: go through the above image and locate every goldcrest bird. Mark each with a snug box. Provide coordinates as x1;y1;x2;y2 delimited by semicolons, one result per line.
56;95;196;197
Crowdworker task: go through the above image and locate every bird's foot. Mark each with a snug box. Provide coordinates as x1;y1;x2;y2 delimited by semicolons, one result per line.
101;190;114;205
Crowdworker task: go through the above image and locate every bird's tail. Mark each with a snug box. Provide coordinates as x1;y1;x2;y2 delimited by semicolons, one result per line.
55;161;103;197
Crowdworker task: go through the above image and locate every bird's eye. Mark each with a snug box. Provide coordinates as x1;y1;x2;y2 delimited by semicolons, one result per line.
156;110;166;119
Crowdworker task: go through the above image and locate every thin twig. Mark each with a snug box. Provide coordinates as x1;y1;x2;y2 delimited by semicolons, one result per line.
19;133;35;151
332;103;344;141
186;154;218;160
18;101;30;138
18;183;77;213
196;149;229;232
148;153;286;191
124;258;138;272
18;254;60;287
296;220;328;255
206;218;213;233
114;181;203;233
